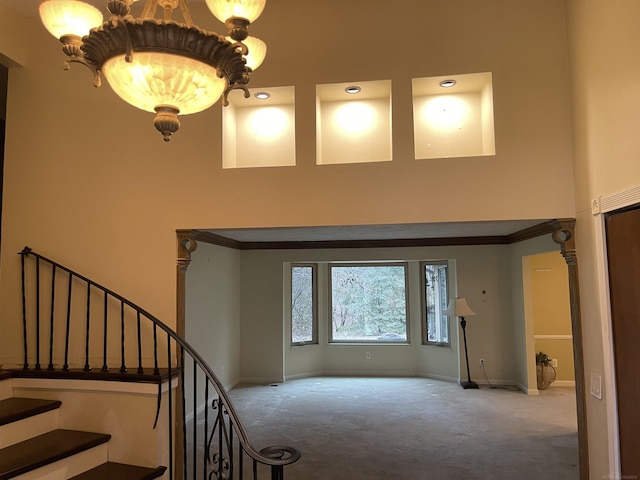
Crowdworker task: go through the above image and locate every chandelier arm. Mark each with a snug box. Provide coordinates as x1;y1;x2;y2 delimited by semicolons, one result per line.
222;84;250;107
140;0;159;19
63;57;102;88
111;17;136;63
177;0;194;26
230;41;248;56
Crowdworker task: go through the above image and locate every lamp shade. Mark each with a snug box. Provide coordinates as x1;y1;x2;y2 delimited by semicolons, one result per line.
39;0;103;39
446;298;476;317
205;0;266;23
102;52;227;115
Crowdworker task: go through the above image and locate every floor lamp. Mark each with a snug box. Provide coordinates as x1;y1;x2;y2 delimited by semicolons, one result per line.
447;298;478;389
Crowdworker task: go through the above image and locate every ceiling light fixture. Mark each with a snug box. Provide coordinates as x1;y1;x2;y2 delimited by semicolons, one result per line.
254;92;270;99
439;79;457;88
39;0;267;142
345;86;361;94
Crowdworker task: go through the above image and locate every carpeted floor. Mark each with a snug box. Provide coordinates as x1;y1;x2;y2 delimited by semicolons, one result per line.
187;376;579;480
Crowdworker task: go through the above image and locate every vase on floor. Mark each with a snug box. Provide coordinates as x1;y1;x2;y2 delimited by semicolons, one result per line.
535;351;556;390
536;364;557;390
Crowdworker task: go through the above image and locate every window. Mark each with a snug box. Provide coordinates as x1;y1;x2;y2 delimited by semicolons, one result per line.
422;262;449;345
291;264;317;345
329;263;408;343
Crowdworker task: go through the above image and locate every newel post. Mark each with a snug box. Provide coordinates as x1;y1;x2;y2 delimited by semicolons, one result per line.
551;219;589;480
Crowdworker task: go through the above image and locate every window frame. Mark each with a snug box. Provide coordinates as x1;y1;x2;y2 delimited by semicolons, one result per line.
421;261;450;346
290;263;318;346
328;262;410;344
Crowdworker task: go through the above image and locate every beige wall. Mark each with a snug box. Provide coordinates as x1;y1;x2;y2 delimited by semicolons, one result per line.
530;252;574;383
565;0;640;477
185;242;241;391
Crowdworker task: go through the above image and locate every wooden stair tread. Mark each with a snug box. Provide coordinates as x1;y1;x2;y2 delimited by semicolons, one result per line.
69;462;167;480
0;397;61;426
0;429;110;479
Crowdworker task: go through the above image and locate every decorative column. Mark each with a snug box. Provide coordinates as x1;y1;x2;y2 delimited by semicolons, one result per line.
551;219;589;480
175;231;198;480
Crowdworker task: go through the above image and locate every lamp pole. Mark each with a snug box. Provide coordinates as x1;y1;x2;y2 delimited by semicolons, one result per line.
460;317;479;389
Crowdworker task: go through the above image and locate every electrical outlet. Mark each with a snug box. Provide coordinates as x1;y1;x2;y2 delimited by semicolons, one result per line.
479;358;485;368
552;359;558;368
366;352;371;360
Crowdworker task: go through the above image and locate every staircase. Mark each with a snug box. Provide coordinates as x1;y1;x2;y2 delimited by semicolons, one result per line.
0;372;166;480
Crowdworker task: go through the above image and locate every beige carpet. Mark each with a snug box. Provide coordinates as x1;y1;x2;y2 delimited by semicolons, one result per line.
226;377;578;480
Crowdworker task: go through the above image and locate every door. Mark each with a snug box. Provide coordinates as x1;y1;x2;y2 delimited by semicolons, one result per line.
605;205;640;476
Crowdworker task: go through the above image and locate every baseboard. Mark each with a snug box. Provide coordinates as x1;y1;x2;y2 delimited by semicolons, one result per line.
284;371;325;382
551;380;575;387
416;372;458;383
238;376;285;386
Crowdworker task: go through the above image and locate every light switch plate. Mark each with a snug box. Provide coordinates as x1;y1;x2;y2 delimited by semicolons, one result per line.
590;372;602;399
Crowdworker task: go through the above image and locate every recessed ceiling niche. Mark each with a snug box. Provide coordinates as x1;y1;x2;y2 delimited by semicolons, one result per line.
412;72;495;160
316;80;392;165
222;86;295;169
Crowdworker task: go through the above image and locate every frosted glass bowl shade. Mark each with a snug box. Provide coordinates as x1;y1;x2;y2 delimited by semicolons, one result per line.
39;0;103;39
205;0;266;23
102;52;227;115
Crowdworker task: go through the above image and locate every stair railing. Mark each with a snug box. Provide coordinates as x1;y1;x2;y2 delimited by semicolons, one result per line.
18;246;301;480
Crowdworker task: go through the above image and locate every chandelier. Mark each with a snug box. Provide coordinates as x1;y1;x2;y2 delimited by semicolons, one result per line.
38;0;267;141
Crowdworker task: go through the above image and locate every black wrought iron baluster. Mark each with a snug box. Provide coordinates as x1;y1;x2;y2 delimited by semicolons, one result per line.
204;380;209;480
63;272;72;371
137;312;143;374
120;301;127;373
253;458;258;480
168;334;174;480
192;358;197;480
102;291;108;372
48;265;56;370
84;282;91;372
180;345;187;480
228;415;234;479
21;250;28;369
153;323;160;376
218;399;223;480
239;444;244;480
35;257;41;370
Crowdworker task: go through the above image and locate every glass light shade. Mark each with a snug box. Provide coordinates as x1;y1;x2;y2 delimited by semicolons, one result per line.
102;52;226;115
205;0;266;23
39;0;103;39
226;36;266;70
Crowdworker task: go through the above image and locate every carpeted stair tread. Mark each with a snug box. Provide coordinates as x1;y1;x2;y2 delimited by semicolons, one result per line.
0;429;110;479
69;462;167;480
0;397;61;426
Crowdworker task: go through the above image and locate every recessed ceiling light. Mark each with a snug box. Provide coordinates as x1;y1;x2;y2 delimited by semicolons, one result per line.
439;79;457;88
255;91;270;99
345;86;361;94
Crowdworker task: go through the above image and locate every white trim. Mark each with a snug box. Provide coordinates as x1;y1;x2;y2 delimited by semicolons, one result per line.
552;380;576;387
593;185;640;214
416;373;458;384
590;184;640;479
594;211;621;478
533;335;573;340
